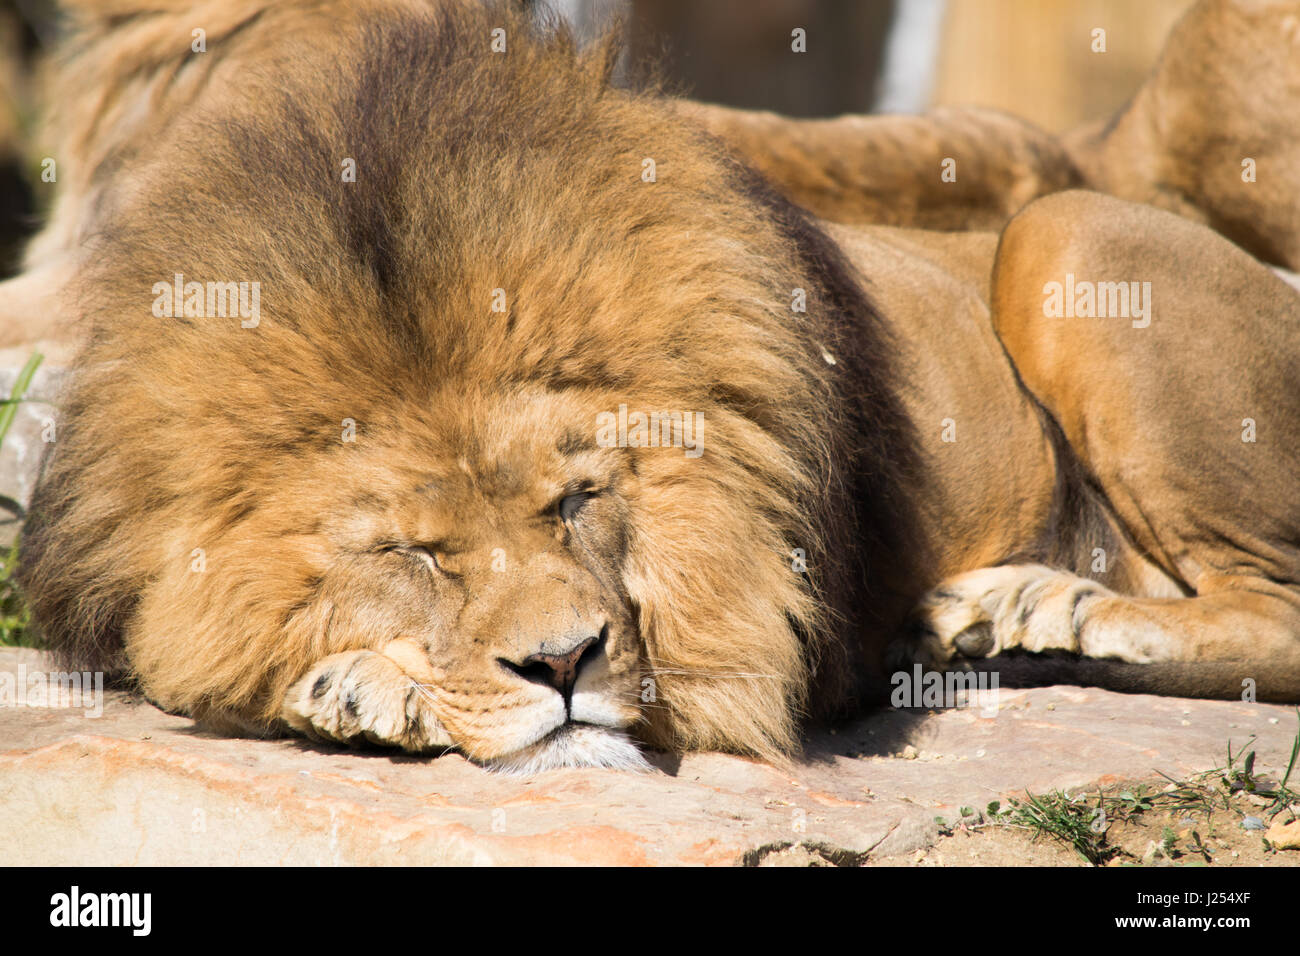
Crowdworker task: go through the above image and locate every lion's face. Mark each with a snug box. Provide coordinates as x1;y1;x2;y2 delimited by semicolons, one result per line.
295;386;647;769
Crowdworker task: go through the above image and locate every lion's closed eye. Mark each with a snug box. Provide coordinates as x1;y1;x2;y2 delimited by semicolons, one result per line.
383;544;454;577
558;490;598;523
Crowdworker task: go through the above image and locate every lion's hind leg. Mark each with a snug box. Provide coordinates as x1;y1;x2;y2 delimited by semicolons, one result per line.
280;639;453;753
913;565;1300;701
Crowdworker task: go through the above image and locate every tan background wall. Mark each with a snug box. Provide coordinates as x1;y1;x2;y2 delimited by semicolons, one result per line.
931;0;1196;131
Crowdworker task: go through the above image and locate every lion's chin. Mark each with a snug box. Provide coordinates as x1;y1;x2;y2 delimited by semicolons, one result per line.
484;723;651;775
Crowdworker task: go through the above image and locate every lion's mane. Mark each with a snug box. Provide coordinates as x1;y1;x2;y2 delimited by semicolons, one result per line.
18;0;921;758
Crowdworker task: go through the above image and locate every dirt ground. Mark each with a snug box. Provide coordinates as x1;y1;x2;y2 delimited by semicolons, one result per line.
755;775;1300;867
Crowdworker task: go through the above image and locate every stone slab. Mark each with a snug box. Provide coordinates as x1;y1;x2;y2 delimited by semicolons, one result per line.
1;647;1295;865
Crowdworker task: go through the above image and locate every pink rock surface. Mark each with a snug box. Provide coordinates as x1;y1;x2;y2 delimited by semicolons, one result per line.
1;647;1295;865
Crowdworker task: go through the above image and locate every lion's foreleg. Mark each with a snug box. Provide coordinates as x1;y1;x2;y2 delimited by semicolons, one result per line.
280;638;453;752
913;564;1300;700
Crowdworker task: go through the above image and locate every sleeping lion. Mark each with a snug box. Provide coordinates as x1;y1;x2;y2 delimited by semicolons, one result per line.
4;0;1299;772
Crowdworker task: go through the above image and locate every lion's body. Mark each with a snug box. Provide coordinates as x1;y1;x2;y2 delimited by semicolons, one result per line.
7;0;1300;769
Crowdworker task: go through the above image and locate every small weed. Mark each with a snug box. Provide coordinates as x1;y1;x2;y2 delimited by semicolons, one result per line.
0;352;43;648
982;714;1300;865
987;789;1116;864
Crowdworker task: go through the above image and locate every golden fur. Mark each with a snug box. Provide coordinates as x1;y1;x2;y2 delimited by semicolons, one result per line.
1066;0;1300;271
18;0;921;767
11;0;1300;771
672;100;1082;231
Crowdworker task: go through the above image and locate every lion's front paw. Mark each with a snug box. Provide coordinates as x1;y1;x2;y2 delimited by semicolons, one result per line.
910;564;1104;666
281;648;452;753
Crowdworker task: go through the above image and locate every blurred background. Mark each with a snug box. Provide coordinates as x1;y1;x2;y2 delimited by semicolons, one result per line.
567;0;1198;124
0;0;41;277
1;0;1199;277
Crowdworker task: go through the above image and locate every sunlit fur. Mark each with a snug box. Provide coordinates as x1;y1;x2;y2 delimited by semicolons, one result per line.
486;725;652;775
18;0;921;765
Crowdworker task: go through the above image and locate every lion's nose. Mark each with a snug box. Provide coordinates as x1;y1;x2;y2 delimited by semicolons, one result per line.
499;629;605;705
